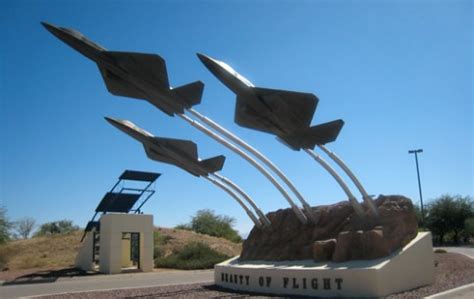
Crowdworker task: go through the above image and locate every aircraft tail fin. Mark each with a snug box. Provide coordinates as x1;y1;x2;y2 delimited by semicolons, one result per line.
171;81;204;108
278;119;344;150
200;155;226;173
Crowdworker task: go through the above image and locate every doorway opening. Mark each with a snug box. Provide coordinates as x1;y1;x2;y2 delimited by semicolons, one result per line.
121;232;140;272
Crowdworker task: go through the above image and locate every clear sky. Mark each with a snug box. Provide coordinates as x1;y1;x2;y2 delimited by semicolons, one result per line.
1;0;472;235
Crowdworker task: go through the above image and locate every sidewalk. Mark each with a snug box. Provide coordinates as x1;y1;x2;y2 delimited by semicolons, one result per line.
0;269;214;299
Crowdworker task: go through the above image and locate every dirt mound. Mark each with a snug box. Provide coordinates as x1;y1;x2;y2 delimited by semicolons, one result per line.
0;227;241;273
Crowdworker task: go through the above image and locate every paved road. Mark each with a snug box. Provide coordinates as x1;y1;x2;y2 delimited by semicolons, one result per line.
0;269;214;299
435;246;474;259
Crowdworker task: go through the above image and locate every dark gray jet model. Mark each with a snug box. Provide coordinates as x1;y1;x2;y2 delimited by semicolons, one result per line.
42;22;203;116
197;53;344;150
105;117;225;177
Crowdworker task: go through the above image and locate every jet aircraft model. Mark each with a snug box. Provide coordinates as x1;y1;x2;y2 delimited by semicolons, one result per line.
105;117;271;227
197;53;344;150
42;22;203;116
105;117;225;177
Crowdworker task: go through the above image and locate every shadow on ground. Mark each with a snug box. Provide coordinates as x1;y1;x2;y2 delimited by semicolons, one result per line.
1;267;99;286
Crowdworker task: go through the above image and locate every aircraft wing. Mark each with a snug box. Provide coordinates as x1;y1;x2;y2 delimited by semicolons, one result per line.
98;65;149;100
143;144;175;164
253;87;318;132
234;95;280;134
105;51;169;88
278;119;344;150
153;137;198;160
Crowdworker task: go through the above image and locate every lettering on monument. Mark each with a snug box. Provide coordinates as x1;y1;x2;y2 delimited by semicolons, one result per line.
222;272;343;290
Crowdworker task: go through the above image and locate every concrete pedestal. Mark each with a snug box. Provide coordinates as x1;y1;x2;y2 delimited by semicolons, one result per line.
215;232;434;297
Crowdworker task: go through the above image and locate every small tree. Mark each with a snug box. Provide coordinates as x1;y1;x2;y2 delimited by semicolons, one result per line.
0;207;12;244
426;195;473;244
34;220;80;237
463;218;474;243
176;209;242;243
14;217;36;239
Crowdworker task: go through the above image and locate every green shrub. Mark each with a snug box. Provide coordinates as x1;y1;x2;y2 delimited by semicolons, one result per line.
34;220;80;237
154;231;173;245
434;249;447;254
175;210;242;243
155;242;229;270
153;246;165;259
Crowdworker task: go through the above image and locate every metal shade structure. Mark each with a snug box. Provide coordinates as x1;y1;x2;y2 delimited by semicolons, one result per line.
105;117;270;227
43;22;313;224
95;192;142;213
119;170;161;182
80;169;160;242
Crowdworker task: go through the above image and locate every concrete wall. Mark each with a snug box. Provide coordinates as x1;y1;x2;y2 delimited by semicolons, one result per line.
74;230;95;271
99;214;154;274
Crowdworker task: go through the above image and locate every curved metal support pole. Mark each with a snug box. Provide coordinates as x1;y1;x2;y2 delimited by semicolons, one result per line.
187;108;317;223
177;113;308;224
203;175;263;228
304;149;365;219
317;145;378;217
212;172;271;227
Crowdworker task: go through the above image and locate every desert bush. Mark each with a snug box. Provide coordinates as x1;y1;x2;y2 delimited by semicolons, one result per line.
34;220;80;237
155;242;229;269
175;209;242;243
154;231;173;245
14;217;36;239
0;207;12;244
425;195;473;244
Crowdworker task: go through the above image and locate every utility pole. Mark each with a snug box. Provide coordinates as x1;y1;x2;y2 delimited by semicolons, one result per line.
408;149;424;227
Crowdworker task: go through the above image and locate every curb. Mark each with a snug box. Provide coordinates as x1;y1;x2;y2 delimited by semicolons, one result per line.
426;283;474;298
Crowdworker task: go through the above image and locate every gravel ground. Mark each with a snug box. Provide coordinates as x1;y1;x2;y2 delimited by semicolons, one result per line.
29;253;474;298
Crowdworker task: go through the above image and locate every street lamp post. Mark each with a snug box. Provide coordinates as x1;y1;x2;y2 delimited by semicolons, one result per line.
408;149;424;226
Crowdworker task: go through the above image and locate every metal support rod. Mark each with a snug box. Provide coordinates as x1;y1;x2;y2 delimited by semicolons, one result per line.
414;152;424;225
409;149;424;226
318;144;378;217
187;108;317;223
134;190;156;214
177;113;308;224
304;149;365;219
203;175;263;228
212;172;271;227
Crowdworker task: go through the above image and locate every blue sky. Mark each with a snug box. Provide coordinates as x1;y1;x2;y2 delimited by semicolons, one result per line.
1;0;472;235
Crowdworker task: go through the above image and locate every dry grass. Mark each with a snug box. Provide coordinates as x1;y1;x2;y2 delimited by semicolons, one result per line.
0;231;82;270
0;227;241;272
155;227;241;258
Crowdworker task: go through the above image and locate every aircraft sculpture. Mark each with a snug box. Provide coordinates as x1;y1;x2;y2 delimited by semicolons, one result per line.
198;53;377;217
41;22;203;117
197;53;344;150
42;22;314;224
105;116;270;227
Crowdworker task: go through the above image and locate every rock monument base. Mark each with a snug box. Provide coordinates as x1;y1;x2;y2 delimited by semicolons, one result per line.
215;232;434;297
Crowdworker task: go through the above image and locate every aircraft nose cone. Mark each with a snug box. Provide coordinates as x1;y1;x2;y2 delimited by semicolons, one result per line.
104;116;126;130
196;53;217;68
41;21;59;33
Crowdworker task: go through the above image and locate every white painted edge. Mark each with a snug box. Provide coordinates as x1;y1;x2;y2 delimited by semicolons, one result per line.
425;282;474;298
